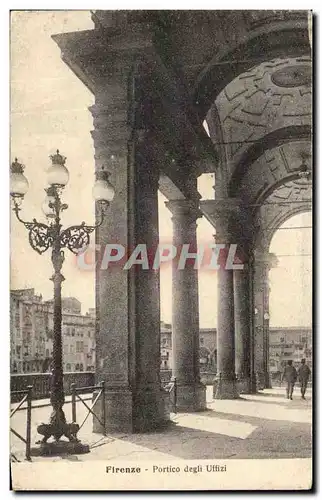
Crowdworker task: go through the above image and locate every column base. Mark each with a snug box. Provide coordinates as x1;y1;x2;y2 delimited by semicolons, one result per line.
255;372;266;391
249;375;258;394
175;382;207;412
236;375;252;394
92;387;171;434
213;375;239;399
264;373;272;389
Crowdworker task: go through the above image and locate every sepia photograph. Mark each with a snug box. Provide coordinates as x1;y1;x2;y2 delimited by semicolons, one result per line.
9;8;313;491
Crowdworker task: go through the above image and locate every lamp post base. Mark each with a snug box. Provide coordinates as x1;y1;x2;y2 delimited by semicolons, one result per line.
33;407;90;456
30;440;90;457
36;407;80;443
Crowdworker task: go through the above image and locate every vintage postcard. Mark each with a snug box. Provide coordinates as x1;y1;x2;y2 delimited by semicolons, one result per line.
10;9;313;491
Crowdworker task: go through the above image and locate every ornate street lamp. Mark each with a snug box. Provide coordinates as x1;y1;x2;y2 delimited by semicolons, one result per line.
10;151;114;451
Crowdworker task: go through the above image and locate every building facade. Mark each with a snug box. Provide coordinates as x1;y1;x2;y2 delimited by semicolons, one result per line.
10;293;312;379
10;289;95;374
269;327;312;374
160;325;312;375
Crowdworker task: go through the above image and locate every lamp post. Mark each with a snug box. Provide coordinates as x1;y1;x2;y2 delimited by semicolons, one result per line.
10;151;114;450
263;311;271;388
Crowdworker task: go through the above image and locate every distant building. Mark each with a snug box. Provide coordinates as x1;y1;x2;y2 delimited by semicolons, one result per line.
160;322;172;370
198;328;217;371
160;325;312;374
269;327;312;373
10;289;95;374
160;322;217;372
10;290;312;377
45;297;82;315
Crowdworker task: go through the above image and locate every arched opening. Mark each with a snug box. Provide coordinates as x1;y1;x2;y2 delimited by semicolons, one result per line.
268;212;312;385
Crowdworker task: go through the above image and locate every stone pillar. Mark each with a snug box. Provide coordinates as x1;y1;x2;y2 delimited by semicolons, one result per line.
234;263;252;394
214;215;239;399
199;199;256;397
166;200;207;411
253;252;278;390
90;66;169;432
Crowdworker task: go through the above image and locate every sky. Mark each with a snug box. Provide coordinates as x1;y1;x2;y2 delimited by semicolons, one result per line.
10;11;312;327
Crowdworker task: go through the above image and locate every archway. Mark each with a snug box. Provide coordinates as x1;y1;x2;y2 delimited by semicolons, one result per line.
268;212;312;385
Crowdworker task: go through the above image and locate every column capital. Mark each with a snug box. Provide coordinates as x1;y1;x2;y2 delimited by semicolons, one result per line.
200;198;252;242
165;199;203;222
254;251;279;270
200;198;243;221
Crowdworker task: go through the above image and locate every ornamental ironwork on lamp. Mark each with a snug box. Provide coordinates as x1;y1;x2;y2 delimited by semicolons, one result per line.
10;151;115;452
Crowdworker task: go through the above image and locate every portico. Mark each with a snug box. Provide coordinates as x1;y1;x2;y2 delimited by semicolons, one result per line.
52;10;312;432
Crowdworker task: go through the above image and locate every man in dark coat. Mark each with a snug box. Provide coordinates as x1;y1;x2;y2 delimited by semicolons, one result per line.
297;358;311;400
281;360;297;400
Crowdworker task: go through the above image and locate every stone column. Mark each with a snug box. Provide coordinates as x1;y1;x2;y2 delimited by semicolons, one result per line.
253;252;278;390
234;263;252;394
90;66;169;432
214;215;239;399
166;200;207;411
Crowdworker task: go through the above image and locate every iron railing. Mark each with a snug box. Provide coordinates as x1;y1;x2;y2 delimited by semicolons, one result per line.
71;381;106;435
10;381;105;460
10;385;33;461
11;372;95;402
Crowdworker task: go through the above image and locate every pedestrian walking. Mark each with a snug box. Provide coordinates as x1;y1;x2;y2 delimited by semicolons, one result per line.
297;358;311;400
281;360;297;400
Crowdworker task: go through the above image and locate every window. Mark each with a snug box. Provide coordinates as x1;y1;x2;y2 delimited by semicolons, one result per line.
280;337;285;343
71;328;75;337
79;363;84;372
76;341;83;353
66;363;71;371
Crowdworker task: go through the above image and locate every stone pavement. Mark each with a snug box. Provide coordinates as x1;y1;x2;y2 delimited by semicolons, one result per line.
10;386;312;462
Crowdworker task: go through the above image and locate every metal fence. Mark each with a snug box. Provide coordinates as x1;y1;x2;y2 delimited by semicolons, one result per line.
71;381;106;435
11;372;95;402
10;386;33;461
10;380;107;462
